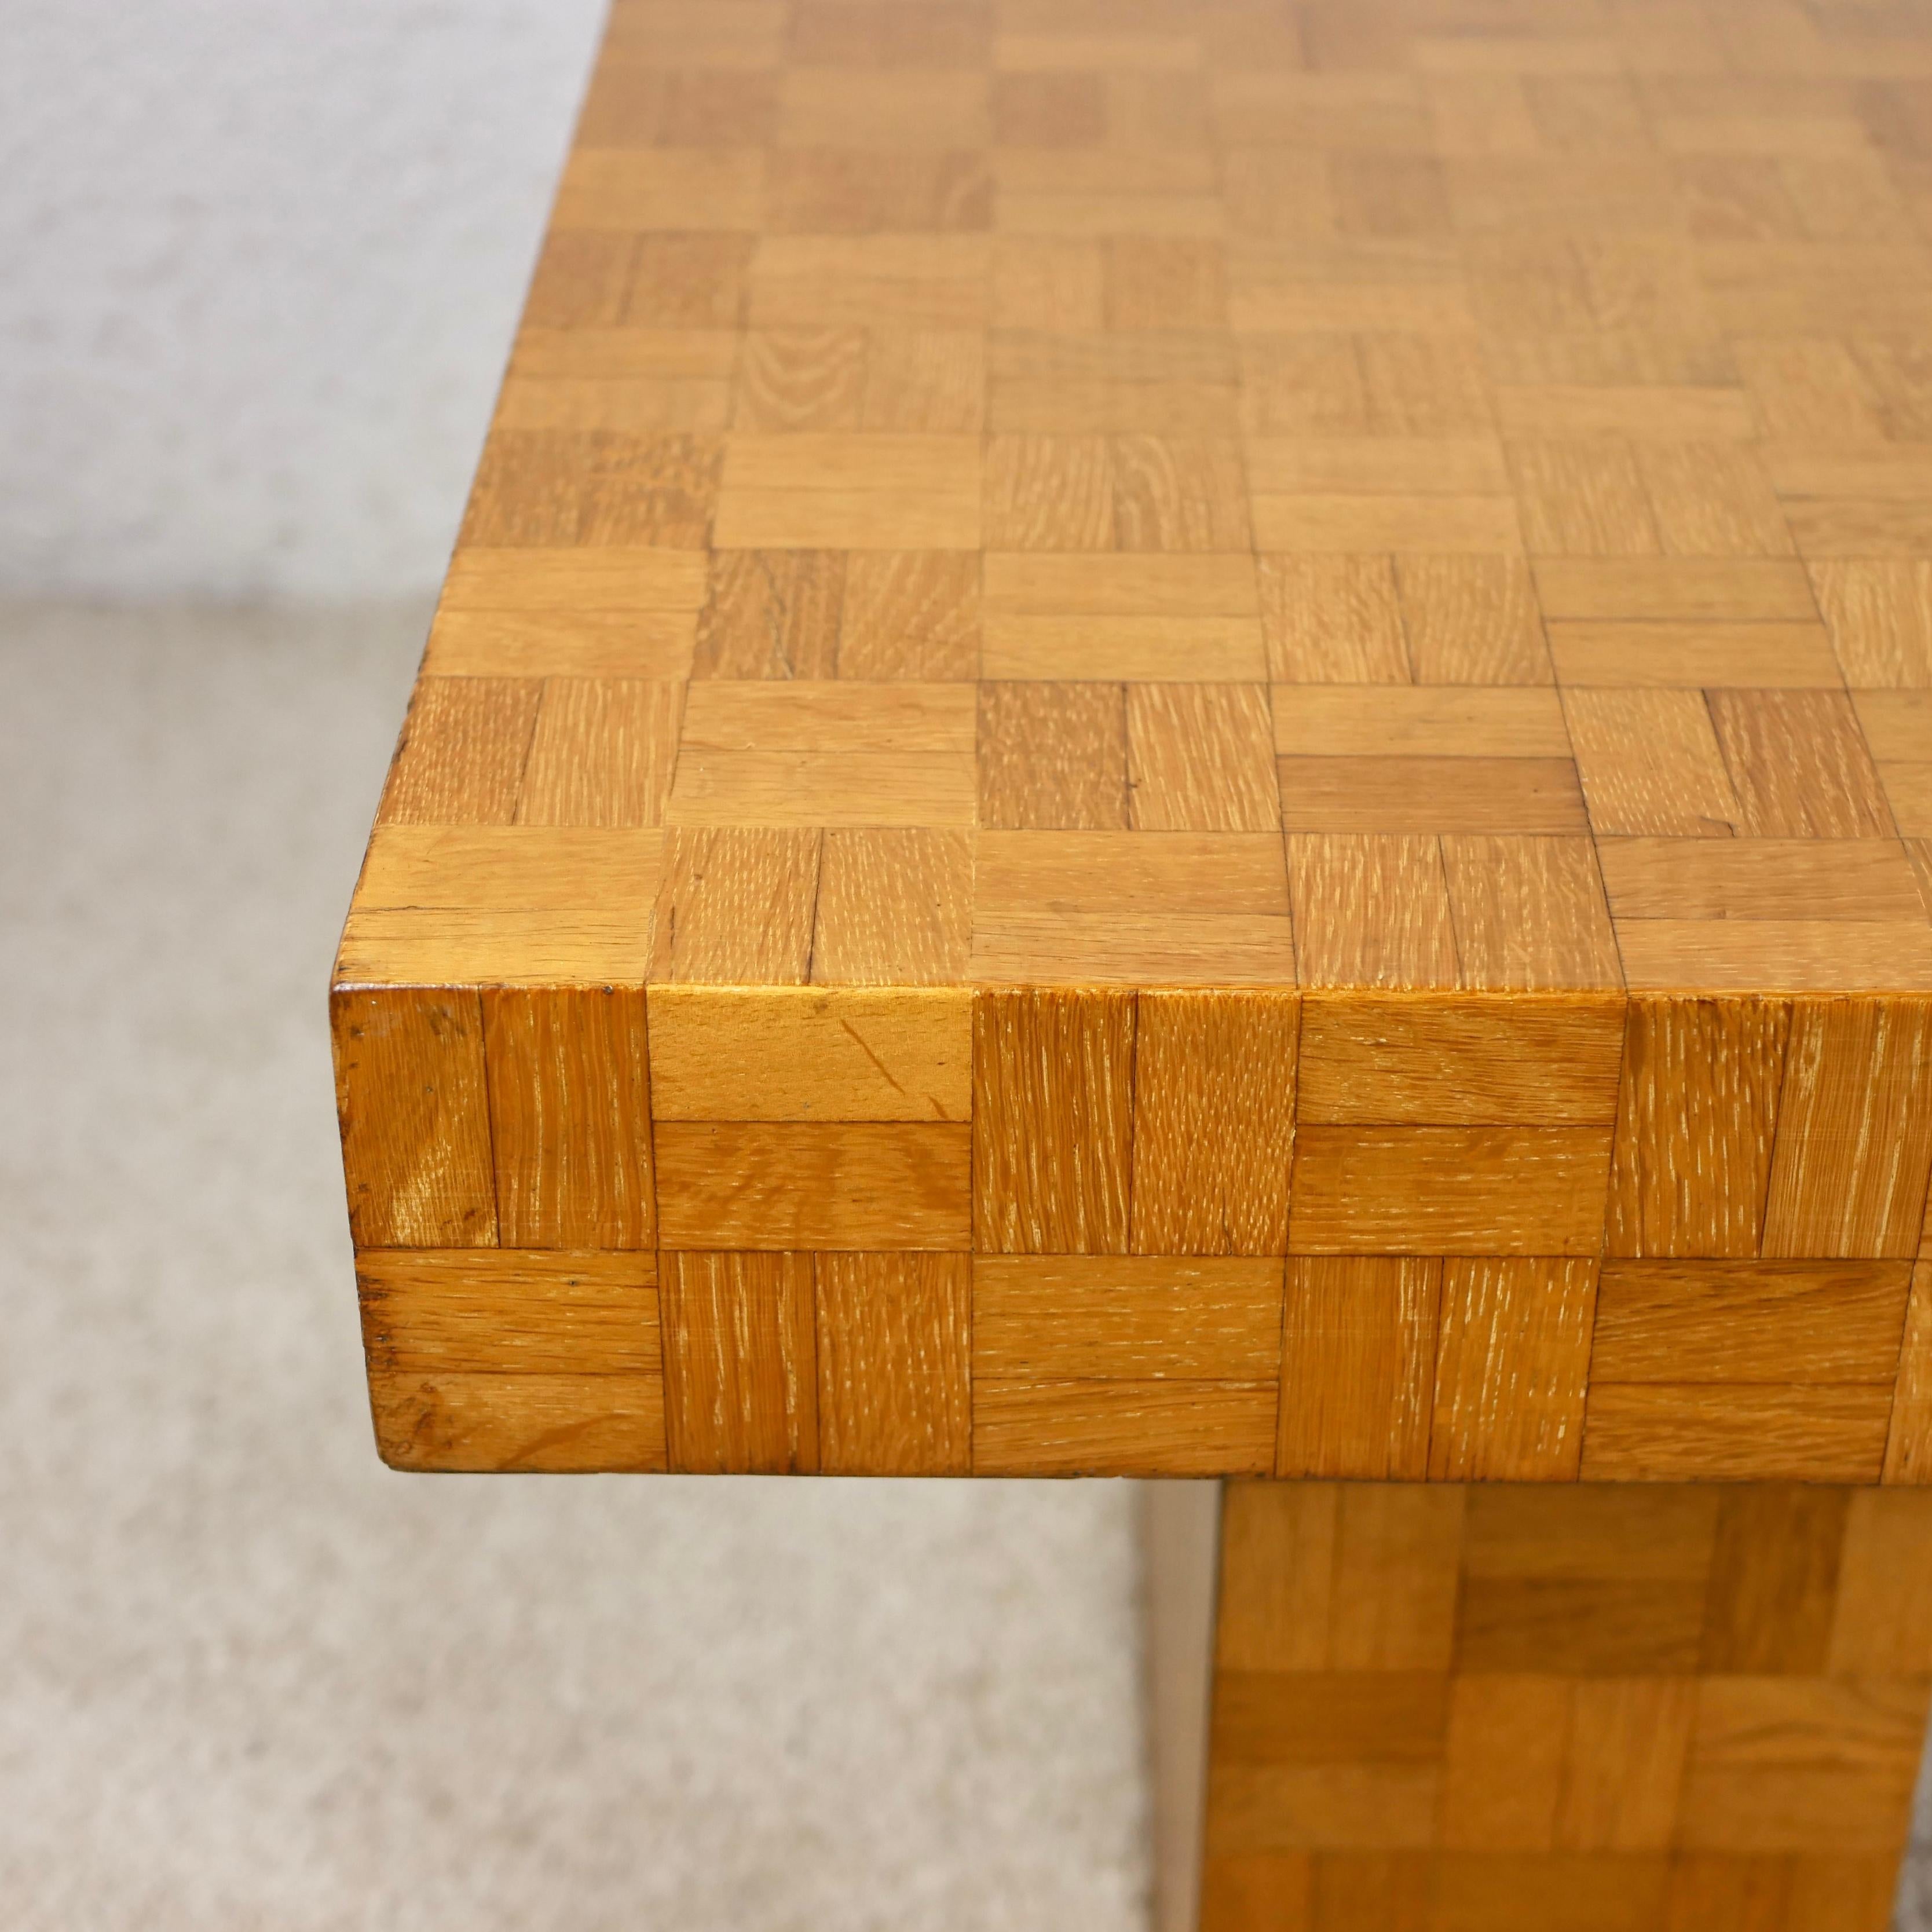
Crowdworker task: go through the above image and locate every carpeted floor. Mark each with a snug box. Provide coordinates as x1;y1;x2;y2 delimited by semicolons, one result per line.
0;604;1149;1931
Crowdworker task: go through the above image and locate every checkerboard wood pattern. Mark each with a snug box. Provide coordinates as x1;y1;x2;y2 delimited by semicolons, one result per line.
1202;1480;1932;1932
334;0;1932;1485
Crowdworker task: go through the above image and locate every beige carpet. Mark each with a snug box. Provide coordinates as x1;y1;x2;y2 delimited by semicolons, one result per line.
0;604;1148;1930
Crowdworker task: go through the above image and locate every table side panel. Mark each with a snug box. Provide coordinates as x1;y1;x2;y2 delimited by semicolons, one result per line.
336;987;1932;1480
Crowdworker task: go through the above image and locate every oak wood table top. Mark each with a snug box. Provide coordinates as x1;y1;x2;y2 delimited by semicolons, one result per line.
332;0;1932;1484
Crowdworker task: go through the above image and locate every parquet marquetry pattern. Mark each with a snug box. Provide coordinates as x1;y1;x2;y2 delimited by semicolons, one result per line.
331;9;1932;1920
1202;1479;1932;1932
335;0;1932;1488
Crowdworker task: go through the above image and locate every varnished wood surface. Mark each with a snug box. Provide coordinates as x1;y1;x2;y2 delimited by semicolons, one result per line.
1202;1479;1932;1932
336;0;1932;1482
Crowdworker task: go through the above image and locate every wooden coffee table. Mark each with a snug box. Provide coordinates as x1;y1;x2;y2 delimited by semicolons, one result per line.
332;3;1932;1925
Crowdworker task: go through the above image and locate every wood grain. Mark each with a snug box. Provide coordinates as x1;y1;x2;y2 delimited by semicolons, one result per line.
356;826;663;916
660;1250;817;1474
972;988;1133;1254
839;551;980;679
813;828;972;985
377;678;541;827
1441;836;1624;993
1258;555;1408;684
1429;1258;1598;1480
357;1249;658;1374
1285;835;1459;990
1190;1491;1932;1932
1581;1382;1893;1483
1607;996;1790;1259
1278;1257;1440;1480
482;987;655;1250
693;549;843;678
1298;994;1624;1125
1290;1126;1612;1256
1589;1261;1910;1386
972;1257;1283;1382
1128;683;1279;832
972;1380;1276;1477
1130;991;1298;1256
814;1252;970;1476
369;1370;667;1473
977;679;1128;829
516;679;683;826
654;1122;970;1250
336;0;1932;1524
1763;998;1932;1260
1563;689;1740;837
649;826;819;985
1884;1263;1932;1485
646;985;969;1122
332;989;496;1249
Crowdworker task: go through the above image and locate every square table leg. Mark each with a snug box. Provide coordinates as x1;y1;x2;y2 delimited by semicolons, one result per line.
1196;1481;1932;1931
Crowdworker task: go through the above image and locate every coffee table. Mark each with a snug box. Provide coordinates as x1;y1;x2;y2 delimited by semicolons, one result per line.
332;3;1932;1925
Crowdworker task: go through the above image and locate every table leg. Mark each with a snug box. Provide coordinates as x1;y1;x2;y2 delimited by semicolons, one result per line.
1200;1480;1932;1931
